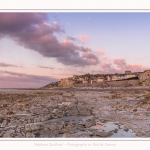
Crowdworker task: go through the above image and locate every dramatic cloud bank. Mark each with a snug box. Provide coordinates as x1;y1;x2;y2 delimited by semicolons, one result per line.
0;13;99;66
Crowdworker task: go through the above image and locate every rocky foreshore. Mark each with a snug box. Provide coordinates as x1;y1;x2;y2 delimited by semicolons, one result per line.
0;89;150;138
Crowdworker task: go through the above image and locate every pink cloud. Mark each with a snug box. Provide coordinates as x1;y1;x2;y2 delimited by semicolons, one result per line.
97;50;105;55
112;58;149;72
66;36;77;42
124;64;148;72
93;57;150;74
79;34;90;43
99;63;119;74
83;51;97;59
102;55;109;60
61;38;71;44
67;34;90;43
82;51;99;65
113;58;126;68
52;21;58;25
0;62;18;67
37;66;54;69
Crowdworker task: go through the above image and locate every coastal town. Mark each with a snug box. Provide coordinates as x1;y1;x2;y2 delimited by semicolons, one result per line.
71;70;141;83
44;70;150;88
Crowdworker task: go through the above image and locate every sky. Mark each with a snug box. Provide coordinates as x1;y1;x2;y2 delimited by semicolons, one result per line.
0;12;150;88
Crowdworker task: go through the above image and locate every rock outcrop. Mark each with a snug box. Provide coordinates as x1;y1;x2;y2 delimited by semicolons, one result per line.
139;70;150;86
58;78;75;87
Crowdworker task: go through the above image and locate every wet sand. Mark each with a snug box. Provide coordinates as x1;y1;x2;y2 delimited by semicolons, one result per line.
0;88;150;138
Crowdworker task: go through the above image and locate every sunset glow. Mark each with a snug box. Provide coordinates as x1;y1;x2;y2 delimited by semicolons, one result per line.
0;12;150;88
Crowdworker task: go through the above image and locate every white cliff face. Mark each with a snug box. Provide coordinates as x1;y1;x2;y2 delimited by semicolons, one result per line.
139;70;150;86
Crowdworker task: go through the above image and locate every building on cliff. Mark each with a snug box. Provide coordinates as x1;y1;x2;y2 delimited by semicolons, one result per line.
42;70;145;88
